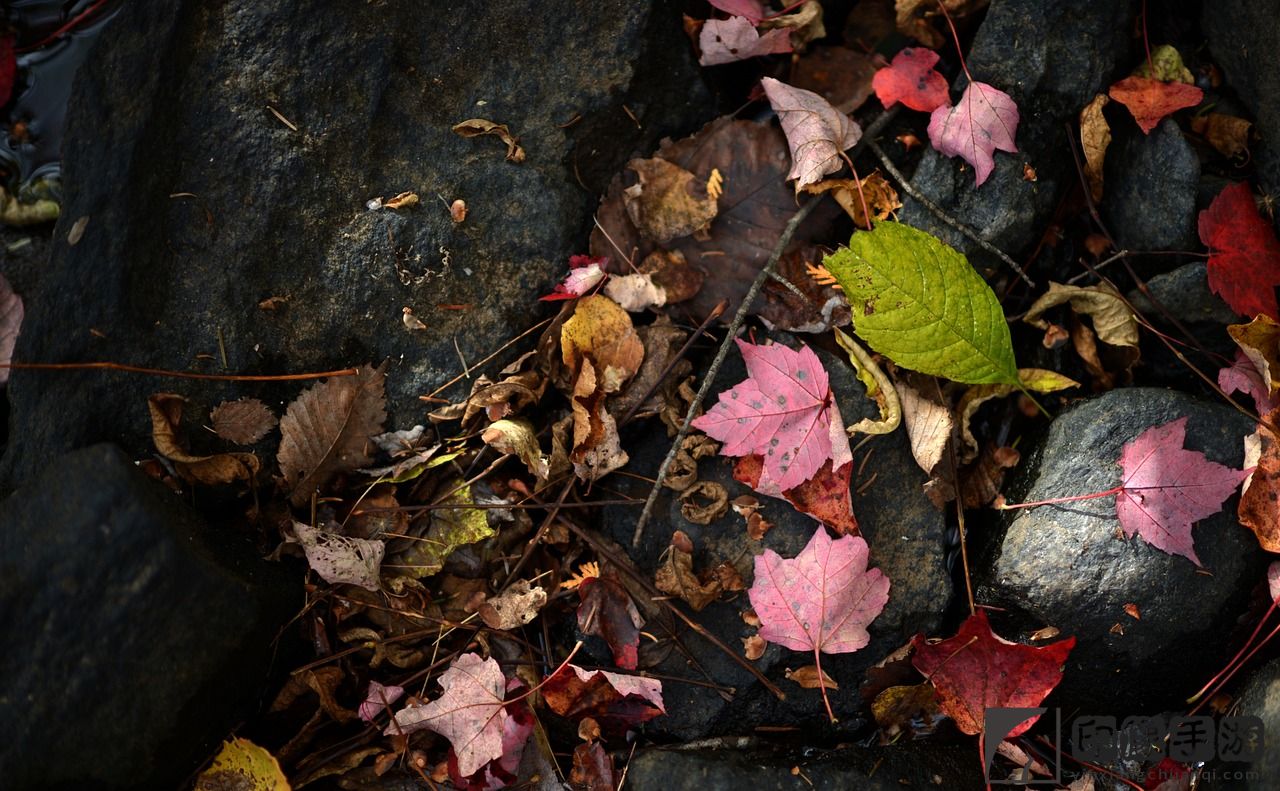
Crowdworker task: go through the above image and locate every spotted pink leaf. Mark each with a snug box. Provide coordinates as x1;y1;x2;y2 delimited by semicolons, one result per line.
699;16;791;67
872;47;950;113
927;80;1019;186
1117;417;1250;566
761;77;863;190
691;339;852;491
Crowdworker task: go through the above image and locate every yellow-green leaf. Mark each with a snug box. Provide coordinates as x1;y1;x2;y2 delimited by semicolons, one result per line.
195;738;290;791
824;222;1020;385
391;478;493;578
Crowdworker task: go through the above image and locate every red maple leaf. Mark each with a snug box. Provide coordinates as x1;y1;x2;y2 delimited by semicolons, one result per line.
927;80;1019;186
707;0;767;25
692;339;852;492
748;528;890;720
872;48;950;113
541;664;664;736
1108;76;1203;134
1117;417;1250;565
733;456;857;535
1198;182;1280;320
911;610;1075;737
576;572;643;670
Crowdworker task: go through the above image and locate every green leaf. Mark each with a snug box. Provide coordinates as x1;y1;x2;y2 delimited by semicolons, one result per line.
391;478;494;578
824;221;1019;385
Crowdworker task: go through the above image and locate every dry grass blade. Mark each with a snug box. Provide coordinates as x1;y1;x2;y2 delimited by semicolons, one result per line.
279;363;388;505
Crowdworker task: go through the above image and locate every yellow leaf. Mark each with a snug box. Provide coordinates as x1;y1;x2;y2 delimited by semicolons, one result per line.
195;738;290;791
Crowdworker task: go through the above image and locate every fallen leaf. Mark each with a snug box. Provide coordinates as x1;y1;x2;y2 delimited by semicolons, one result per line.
786;664;838;690
1199;182;1280;319
928;81;1019;186
732;494;774;539
1123;603;1141;620
895;380;953;475
570;359;629;482
293;522;385;591
149;394;260;485
541;255;607;302
699;16;792;66
384;191;419;210
278;364;387;506
610;316;690;420
1023;281;1138;353
1269;561;1280;602
956;369;1079;463
452;118;525;163
0;272;23;385
211;398;278;444
1238;407;1280;553
623;157;718;242
578;717;601;742
757;243;853;334
708;0;767;25
872;47;949;112
1108;77;1202;135
604;250;705;313
570;743;616;791
803;172;902;227
387;653;508;777
194;738;289;791
541;663;665;734
679;480;729;525
1218;349;1276;415
912;609;1075;737
577;572;644;670
758;1;826;50
894;0;989;49
960;444;1021;509
825;221;1020;384
692;339;852;491
743;633;766;659
1079;94;1112;202
735;455;858;535
359;681;406;723
761;76;863;191
391;478;494;578
871;683;941;739
560;295;645;390
478;580;547;630
1116;417;1250;565
1134;44;1195;84
655;544;721;610
450;199;467;222
789;45;878;114
1190;113;1253;159
1229;316;1280;395
446;686;534;791
750;529;889;718
482;418;550;482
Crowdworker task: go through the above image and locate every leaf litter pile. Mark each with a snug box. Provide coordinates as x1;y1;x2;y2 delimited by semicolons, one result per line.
9;2;1279;789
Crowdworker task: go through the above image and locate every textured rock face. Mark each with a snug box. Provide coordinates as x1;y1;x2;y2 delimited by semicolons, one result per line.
0;444;298;789
975;388;1265;715
899;0;1134;274
1104;119;1200;252
0;0;712;489
1223;658;1280;789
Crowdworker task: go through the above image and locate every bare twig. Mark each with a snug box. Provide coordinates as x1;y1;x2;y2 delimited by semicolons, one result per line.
619;299;727;427
0;360;358;382
866;137;1035;288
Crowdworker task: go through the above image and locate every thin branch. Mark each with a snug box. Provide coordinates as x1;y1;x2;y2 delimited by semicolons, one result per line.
0;360;358;382
866;137;1035;288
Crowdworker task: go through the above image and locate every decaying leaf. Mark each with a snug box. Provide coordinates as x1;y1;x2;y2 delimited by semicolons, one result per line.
1191;113;1253;159
871;683;941;740
1024;281;1138;351
570;359;630;482
478;580;547;630
623;158;719;243
570;742;616;791
541;663;664;734
758;1;826;50
834;326;902;436
1229;315;1280;395
761;76;863;191
278;364;388;506
655;541;721;610
293;522;385;592
786;665;838;690
194;738;289;791
698;15;792;66
149;394;260;485
1134;44;1195;84
211;397;278;444
576;572;644;670
896;379;954;476
743;633;767;659
561;295;645;389
679;480;729;525
735;455;858;535
732;494;774;539
359;680;405;723
960;444;1021;509
611;316;690;422
1238;407;1280;553
604;250;705;313
790;45;878;114
482;418;550;482
803;172;901;227
391;479;494;578
0;272;22;385
384;191;419;210
1079;94;1111;202
895;0;990;49
452;118;525;162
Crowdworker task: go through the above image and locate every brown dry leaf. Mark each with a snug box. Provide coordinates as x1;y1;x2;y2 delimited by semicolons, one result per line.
1229;316;1280;394
1123;603;1141;620
803;172;901;227
278;364;388;506
149;394;260;485
623;158;718;243
611;316;690;424
570;359;629;482
1023;281;1139;352
560;295;645;391
1191;113;1252;158
477;580;547;630
789;45;878;114
743;633;766;660
211;398;278;445
786;664;838;690
732;495;774;540
895;380;953;475
960;444;1020;509
654;545;720;610
871;683;940;739
895;0;990;48
603;247;706;314
345;484;408;540
481;418;549;482
449;199;467;222
758;0;826;50
1239;407;1280;552
384;191;419;210
293;522;385;592
679;480;729;525
577;717;602;742
591;117;838;319
757;242;852;334
711;561;745;591
452;118;525;162
1079;94;1111;203
1029;626;1061;642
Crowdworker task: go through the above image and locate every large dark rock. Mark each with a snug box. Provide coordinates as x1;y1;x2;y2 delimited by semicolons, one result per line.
625;740;983;791
976;388;1265;715
603;335;951;740
899;0;1134;275
1204;0;1280;234
0;0;712;489
1103;119;1200;252
0;444;297;790
1220;657;1280;789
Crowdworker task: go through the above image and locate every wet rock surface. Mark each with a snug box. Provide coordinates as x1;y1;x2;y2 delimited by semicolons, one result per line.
0;0;713;490
1104;120;1200;252
603;335;951;740
624;740;982;791
1220;658;1280;789
0;444;298;790
899;0;1134;272
975;388;1265;715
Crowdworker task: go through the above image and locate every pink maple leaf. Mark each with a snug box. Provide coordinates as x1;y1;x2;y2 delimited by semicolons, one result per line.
692;339;852;491
708;0;768;24
541;255;608;301
761;77;863;191
358;680;405;723
1116;417;1250;566
872;48;950;113
386;653;508;777
749;528;889;720
699;16;792;67
1218;349;1276;415
1269;561;1280;603
912;610;1075;737
927;80;1019;186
